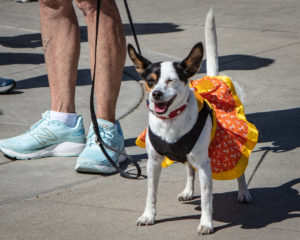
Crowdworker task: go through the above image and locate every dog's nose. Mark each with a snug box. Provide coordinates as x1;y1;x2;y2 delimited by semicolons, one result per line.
152;90;163;100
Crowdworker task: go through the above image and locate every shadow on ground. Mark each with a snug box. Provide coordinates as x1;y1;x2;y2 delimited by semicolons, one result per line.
0;22;272;71
247;108;300;152
13;66;139;90
124;137;137;147
244;108;300;185
0;53;44;65
155;179;300;231
0;23;182;49
198;54;274;73
0;22;181;64
127;54;274;80
12;53;274;89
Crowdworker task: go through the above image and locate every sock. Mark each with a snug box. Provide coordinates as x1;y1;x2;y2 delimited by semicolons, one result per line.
50;111;78;128
96;118;117;129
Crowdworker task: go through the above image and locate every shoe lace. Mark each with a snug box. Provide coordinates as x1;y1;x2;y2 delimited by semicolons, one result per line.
87;128;113;146
27;112;54;134
27;114;48;133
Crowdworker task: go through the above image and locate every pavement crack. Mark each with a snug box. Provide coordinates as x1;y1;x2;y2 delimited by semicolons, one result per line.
0;121;29;126
179;22;299;34
39;199;141;214
0;24;38;33
0;161;13;166
220;41;300;69
217;25;299;34
252;41;300;56
0;177;100;207
118;72;145;121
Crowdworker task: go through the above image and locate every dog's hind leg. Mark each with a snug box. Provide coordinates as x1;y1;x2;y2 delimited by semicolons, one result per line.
178;162;195;201
237;174;252;203
137;153;163;226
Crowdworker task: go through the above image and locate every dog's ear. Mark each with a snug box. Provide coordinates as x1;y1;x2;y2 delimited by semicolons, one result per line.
179;42;204;78
128;44;152;77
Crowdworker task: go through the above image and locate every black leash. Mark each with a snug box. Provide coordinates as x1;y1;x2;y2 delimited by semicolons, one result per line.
90;0;141;179
123;0;141;55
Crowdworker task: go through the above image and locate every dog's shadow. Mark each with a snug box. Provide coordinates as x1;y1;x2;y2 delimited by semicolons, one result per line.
156;178;300;231
247;108;300;152
155;108;300;231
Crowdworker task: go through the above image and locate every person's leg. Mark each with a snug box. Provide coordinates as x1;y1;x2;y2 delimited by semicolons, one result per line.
40;0;80;113
76;0;126;123
75;0;126;173
0;0;86;160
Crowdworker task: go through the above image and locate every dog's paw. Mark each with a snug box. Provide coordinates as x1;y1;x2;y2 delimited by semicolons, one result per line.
197;224;214;235
136;214;155;226
177;190;194;201
238;189;252;203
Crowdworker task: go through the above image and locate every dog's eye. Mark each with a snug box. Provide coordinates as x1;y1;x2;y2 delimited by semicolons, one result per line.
147;79;155;87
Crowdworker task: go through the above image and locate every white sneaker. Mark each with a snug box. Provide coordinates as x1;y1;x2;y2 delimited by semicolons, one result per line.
0;111;86;160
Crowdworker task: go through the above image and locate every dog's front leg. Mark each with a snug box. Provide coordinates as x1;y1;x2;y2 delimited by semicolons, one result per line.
178;162;195;201
197;160;214;235
137;153;163;226
237;173;252;203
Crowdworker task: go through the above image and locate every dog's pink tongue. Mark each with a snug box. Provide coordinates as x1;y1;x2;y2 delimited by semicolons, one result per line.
154;102;167;113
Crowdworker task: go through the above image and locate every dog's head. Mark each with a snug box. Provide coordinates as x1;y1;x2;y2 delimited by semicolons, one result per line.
128;42;203;117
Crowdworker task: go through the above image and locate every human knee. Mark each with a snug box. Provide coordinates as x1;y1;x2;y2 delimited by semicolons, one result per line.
39;0;73;15
76;0;116;16
76;0;96;15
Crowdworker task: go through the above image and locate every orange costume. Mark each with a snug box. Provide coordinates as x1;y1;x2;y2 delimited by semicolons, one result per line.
136;76;258;180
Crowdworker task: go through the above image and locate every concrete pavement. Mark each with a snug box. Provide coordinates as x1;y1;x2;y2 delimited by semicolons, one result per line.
0;0;299;239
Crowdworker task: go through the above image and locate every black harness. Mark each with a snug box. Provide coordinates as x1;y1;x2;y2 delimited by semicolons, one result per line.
148;101;212;163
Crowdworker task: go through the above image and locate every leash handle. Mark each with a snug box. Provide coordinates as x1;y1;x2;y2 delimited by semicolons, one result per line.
90;0;141;179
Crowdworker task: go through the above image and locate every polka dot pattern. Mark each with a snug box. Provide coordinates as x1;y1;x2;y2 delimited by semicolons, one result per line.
191;76;249;173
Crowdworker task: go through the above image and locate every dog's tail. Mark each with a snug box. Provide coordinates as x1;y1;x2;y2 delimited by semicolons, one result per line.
205;9;246;102
205;8;219;76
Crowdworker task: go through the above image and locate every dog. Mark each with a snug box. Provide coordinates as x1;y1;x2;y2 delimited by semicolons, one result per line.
128;9;254;235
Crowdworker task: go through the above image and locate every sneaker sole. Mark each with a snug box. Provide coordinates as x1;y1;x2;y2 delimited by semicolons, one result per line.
75;154;126;174
0;81;16;94
0;142;86;160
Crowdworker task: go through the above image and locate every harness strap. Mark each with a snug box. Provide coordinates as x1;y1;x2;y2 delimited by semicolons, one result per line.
148;101;212;163
90;0;141;179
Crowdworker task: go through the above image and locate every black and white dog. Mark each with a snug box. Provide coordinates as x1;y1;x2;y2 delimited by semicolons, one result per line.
128;9;251;235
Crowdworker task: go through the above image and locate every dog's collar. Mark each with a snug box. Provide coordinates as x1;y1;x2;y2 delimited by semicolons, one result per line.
146;97;189;120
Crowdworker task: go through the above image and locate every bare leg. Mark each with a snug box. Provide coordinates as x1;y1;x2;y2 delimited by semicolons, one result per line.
237;174;252;203
76;0;126;123
178;162;195;201
39;0;80;113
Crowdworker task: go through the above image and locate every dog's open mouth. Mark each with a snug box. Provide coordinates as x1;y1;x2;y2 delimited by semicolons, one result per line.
154;95;177;114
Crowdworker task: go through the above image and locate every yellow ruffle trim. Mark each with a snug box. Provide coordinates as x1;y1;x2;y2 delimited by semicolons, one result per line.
211;76;258;180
